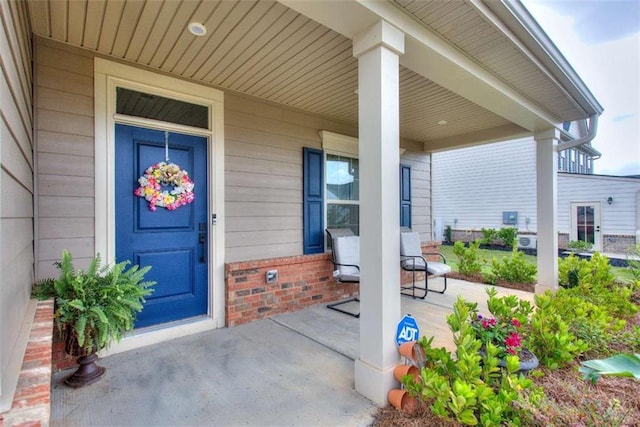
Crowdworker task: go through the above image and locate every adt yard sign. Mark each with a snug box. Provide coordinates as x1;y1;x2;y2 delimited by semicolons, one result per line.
396;314;420;346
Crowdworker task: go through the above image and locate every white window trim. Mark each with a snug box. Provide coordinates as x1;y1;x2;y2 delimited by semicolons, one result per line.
321;132;360;239
94;59;226;349
320;130;358;156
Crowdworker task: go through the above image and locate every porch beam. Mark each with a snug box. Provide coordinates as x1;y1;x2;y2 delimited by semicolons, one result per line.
280;0;561;134
353;20;404;406
423;123;530;153
535;128;560;293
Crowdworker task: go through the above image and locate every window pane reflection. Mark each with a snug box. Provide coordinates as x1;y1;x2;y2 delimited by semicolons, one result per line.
326;154;359;201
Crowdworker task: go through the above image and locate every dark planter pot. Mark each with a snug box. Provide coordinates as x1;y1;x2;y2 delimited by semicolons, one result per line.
64;331;106;388
479;347;539;374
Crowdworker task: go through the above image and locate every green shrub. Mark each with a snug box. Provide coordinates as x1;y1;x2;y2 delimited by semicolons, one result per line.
485;287;534;328
453;240;484;276
486;247;537;284
559;253;636;320
559;253;615;289
568;240;594;251
626;243;640;283
497;227;518;249
403;297;542;426
526;292;588;369
527;262;640;364
444;225;452;243
558;254;582;288
479;228;498;246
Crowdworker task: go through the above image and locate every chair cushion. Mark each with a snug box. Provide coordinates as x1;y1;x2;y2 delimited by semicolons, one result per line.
400;232;422;257
401;257;426;270
334;235;360;278
426;262;451;276
401;259;451;276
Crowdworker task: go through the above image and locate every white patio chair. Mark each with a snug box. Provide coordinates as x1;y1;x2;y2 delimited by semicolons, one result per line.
400;231;451;299
326;228;360;317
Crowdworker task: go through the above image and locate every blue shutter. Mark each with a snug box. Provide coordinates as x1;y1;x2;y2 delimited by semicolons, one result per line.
400;164;412;228
303;147;324;254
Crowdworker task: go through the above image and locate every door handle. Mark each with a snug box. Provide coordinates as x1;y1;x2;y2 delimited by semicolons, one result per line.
595;226;601;232
199;233;207;263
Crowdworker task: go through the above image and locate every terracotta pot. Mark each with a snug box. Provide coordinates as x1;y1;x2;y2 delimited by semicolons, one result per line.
388;389;418;414
393;364;420;383
398;341;426;366
398;341;417;361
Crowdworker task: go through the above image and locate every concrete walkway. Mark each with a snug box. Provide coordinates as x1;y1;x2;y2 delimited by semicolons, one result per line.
50;279;533;427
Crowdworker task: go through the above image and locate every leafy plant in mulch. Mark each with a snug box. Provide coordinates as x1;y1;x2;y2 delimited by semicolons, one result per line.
375;255;640;426
567;239;594;252
401;297;543;426
496;227;518;249
452;241;484;277
485;247;537;286
626;243;640;283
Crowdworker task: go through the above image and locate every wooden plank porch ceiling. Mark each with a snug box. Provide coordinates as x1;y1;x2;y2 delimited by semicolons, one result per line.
26;0;590;149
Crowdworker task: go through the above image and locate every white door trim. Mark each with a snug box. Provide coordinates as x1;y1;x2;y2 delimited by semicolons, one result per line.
94;59;226;348
570;201;602;251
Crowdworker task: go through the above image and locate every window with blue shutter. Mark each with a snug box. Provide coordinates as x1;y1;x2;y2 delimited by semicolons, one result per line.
400;164;411;228
303;147;324;254
304;147;412;254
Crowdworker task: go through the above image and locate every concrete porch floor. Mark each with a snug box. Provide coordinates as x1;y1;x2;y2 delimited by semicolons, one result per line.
51;279;534;427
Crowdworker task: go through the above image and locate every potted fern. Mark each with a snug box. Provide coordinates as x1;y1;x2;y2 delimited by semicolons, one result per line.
33;250;155;387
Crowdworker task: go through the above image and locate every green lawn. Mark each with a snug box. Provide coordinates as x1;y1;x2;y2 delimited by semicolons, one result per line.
439;244;635;283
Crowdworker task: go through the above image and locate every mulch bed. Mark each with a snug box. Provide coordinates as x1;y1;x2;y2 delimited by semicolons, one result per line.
447;272;536;293
372;304;640;426
372;367;640;426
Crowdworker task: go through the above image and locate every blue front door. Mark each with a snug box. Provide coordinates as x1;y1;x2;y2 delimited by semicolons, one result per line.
115;124;208;328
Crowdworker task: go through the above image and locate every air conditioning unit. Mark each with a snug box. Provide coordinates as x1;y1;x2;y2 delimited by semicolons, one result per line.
517;235;537;249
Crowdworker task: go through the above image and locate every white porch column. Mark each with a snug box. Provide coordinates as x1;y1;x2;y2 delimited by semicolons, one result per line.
352;21;404;405
535;129;560;293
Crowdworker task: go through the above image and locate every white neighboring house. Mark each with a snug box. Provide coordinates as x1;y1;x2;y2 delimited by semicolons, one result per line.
432;137;640;254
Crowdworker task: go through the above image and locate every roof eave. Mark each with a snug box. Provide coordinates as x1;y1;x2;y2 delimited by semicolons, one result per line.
486;0;604;117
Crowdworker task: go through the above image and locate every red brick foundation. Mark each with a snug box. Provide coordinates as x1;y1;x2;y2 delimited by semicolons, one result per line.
226;241;441;327
0;299;54;427
225;253;357;326
50;329;76;372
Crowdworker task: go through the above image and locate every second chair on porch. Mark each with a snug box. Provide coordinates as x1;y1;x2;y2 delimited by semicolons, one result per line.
400;231;451;299
326;228;360;318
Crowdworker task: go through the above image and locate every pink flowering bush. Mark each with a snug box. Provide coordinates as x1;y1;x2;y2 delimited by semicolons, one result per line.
468;287;534;359
470;314;523;358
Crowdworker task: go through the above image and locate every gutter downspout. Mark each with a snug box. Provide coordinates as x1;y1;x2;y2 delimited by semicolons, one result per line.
555;114;599;156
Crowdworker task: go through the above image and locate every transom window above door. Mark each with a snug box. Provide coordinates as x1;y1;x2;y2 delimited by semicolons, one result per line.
116;87;209;129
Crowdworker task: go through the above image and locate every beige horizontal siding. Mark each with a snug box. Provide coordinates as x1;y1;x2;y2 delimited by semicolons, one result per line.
35;39;95;276
401;151;432;240
38;218;94;239
226;170;300;190
38;196;94;218
37;237;94;265
37;174;94;197
224;92;359;262
31;39;434;270
37;152;94;177
225;186;301;203
37;109;94;137
1;169;33;218
36;130;94;157
0;0;34;412
1;118;33;192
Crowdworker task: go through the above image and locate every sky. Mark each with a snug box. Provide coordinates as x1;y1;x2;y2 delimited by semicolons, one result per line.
522;0;640;176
